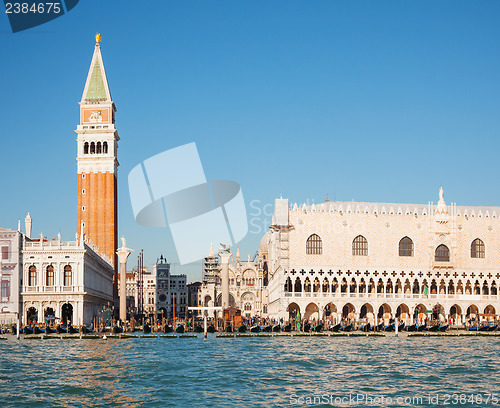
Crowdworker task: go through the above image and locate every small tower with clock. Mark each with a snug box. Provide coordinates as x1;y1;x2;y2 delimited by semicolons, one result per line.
75;34;119;298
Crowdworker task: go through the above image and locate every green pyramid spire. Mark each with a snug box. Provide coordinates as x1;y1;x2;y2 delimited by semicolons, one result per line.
85;59;106;101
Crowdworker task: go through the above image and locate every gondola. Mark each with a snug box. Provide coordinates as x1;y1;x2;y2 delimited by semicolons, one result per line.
81;326;93;334
384;324;395;332
272;324;281;332
427;324;440;332
398;322;405;332
45;326;57;334
11;326;17;335
56;325;67;334
225;325;233;333
438;324;448;332
406;324;417;332
68;325;79;334
112;326;123;334
238;324;247;333
283;324;292;332
417;325;427;332
250;325;261;333
314;324;323;333
466;325;479;331
263;325;273;332
164;325;174;333
341;324;353;332
143;324;151;334
176;325;185;334
329;323;341;332
34;326;46;334
303;323;311;333
478;324;491;332
194;325;203;333
207;324;216;333
488;325;498;332
361;323;371;332
23;327;34;335
376;322;385;331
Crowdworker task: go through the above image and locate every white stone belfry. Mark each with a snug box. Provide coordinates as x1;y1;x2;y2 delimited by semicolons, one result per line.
116;237;133;322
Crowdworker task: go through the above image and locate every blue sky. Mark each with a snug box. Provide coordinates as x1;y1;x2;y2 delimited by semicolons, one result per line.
1;1;499;280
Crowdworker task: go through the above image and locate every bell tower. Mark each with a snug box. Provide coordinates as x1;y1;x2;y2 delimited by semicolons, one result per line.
75;34;119;293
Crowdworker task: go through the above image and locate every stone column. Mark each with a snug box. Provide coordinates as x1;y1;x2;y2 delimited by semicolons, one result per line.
116;239;133;324
219;252;232;310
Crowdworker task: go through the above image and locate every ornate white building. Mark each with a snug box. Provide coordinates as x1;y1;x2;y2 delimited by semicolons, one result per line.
21;231;114;326
200;245;268;319
263;188;500;326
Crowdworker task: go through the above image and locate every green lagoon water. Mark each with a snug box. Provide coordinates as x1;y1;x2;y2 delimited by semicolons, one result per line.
1;335;499;407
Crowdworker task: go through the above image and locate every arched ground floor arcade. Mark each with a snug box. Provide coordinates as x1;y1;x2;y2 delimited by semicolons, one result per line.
272;297;499;326
21;293;113;326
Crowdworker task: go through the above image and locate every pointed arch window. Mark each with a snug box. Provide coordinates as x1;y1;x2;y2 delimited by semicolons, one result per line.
352;235;368;256
90;142;95;154
103;141;108;154
84;142;89;154
306;234;322;255
471;238;485;258
399;237;414;257
435;245;450;262
96;141;102;154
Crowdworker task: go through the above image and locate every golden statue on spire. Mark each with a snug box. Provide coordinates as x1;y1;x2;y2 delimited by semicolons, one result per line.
95;33;101;44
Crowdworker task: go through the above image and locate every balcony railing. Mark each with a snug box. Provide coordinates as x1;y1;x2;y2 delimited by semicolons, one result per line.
283;292;498;301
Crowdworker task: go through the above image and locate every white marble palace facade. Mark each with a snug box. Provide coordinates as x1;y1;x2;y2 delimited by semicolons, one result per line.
201;245;268;319
21;233;114;326
263;188;500;325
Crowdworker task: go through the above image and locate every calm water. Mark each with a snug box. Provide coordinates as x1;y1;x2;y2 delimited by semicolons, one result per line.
1;334;499;407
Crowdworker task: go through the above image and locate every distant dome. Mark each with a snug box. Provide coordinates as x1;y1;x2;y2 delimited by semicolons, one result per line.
259;231;270;253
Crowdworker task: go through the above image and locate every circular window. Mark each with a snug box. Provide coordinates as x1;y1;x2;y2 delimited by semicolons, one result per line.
159;294;167;302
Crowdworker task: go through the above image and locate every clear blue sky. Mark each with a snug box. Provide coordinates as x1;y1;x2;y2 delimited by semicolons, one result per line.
1;1;499;280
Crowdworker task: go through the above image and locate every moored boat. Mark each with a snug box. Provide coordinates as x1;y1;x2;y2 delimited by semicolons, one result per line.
283;324;292;332
361;323;371;332
112;326;123;334
34;326;45;334
175;325;185;334
143;324;151;334
238;324;247;333
250;325;261;333
314;324;323;333
23;327;34;335
194;325;203;333
56;325;67;334
341;324;353;332
329;323;341;332
272;324;281;332
207;324;216;333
